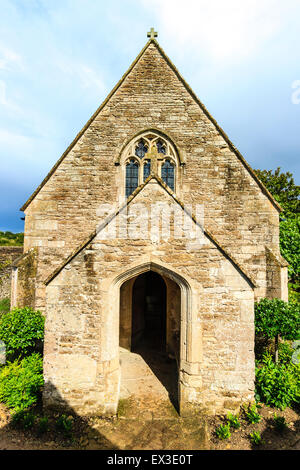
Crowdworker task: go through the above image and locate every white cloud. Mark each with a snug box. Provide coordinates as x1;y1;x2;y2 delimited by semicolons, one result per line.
0;128;35;153
0;128;58;174
0;43;23;71
143;0;298;63
0;79;24;115
55;57;106;93
0;80;7;105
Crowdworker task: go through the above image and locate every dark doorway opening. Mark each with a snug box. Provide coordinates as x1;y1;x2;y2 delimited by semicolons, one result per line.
131;271;166;351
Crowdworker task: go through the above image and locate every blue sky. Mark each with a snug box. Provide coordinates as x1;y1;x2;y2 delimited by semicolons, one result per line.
1;0;300;232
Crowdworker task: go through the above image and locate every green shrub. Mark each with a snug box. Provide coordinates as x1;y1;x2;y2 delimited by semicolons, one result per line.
227;413;241;429
0;307;44;359
12;410;36;429
278;341;294;364
250;431;262;446
11;409;27;427
215;423;231;440
273;413;288;433
0;298;10;316
55;414;73;436
0;353;43;412
255;353;300;409
37;416;49;435
244;404;262;424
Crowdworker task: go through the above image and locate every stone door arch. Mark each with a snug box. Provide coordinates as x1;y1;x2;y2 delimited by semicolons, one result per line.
107;261;195;415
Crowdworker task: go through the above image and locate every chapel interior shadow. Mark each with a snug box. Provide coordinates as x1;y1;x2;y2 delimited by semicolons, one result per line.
130;271;179;412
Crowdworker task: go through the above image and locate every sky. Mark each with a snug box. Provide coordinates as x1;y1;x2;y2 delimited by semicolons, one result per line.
0;0;300;232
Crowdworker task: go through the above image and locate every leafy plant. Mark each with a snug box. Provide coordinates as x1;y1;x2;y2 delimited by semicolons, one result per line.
244;404;261;424
255;298;300;362
0;353;43;412
55;414;73;436
215;423;231;440
255;353;299;409
273;413;288;433
278;341;295;364
22;411;35;429
0;307;44;359
37;416;49;435
12;409;36;430
250;431;263;446
227;413;241;429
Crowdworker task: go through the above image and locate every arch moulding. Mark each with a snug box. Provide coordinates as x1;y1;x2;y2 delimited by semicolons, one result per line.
113;128;186;166
103;258;201;416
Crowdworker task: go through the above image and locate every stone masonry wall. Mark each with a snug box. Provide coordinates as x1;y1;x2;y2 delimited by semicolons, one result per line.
0;246;23;300
21;41;282;310
43;180;255;416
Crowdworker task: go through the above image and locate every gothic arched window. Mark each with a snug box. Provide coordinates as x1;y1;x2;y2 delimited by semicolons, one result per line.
126;159;139;197
122;131;179;197
156;140;166;154
161;159;175;191
135;140;148;159
143;160;151;181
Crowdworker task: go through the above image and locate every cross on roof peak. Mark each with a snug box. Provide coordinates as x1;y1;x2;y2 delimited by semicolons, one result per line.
147;28;158;40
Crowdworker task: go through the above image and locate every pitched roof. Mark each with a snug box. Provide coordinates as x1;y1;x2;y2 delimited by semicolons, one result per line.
21;38;282;213
45;174;257;288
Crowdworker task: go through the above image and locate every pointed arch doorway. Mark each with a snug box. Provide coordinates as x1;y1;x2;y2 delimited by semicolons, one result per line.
131;271;166;352
119;269;181;410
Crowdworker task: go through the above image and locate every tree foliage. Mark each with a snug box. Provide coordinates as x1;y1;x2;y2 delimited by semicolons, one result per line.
254;167;299;217
255;167;300;294
0;231;24;246
255;298;300;341
280;216;300;283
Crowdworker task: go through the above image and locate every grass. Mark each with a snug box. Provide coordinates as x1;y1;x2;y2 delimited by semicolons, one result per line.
117;398;133;417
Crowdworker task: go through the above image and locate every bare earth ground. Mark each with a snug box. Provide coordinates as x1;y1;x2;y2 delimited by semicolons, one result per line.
0;399;299;451
0;347;299;450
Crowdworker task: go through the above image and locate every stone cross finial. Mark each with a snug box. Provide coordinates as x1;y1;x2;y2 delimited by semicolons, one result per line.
147;28;158;40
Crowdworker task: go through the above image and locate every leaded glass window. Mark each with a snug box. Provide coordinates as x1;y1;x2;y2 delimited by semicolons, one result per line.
122;131;178;197
126;160;139;197
135;140;148;159
156;140;166;154
161;159;175;191
143;160;151;181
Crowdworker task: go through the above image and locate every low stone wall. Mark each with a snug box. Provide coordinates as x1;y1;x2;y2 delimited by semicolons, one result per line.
0;246;23;299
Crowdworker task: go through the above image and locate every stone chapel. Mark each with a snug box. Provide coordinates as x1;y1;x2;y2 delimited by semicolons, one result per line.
12;31;288;416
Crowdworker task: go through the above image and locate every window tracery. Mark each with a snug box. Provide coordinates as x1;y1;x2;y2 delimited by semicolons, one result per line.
123;131;178;196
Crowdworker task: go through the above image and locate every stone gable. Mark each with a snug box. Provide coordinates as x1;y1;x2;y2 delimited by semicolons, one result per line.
13;36;287;416
19;40;284;311
44;177;255;415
